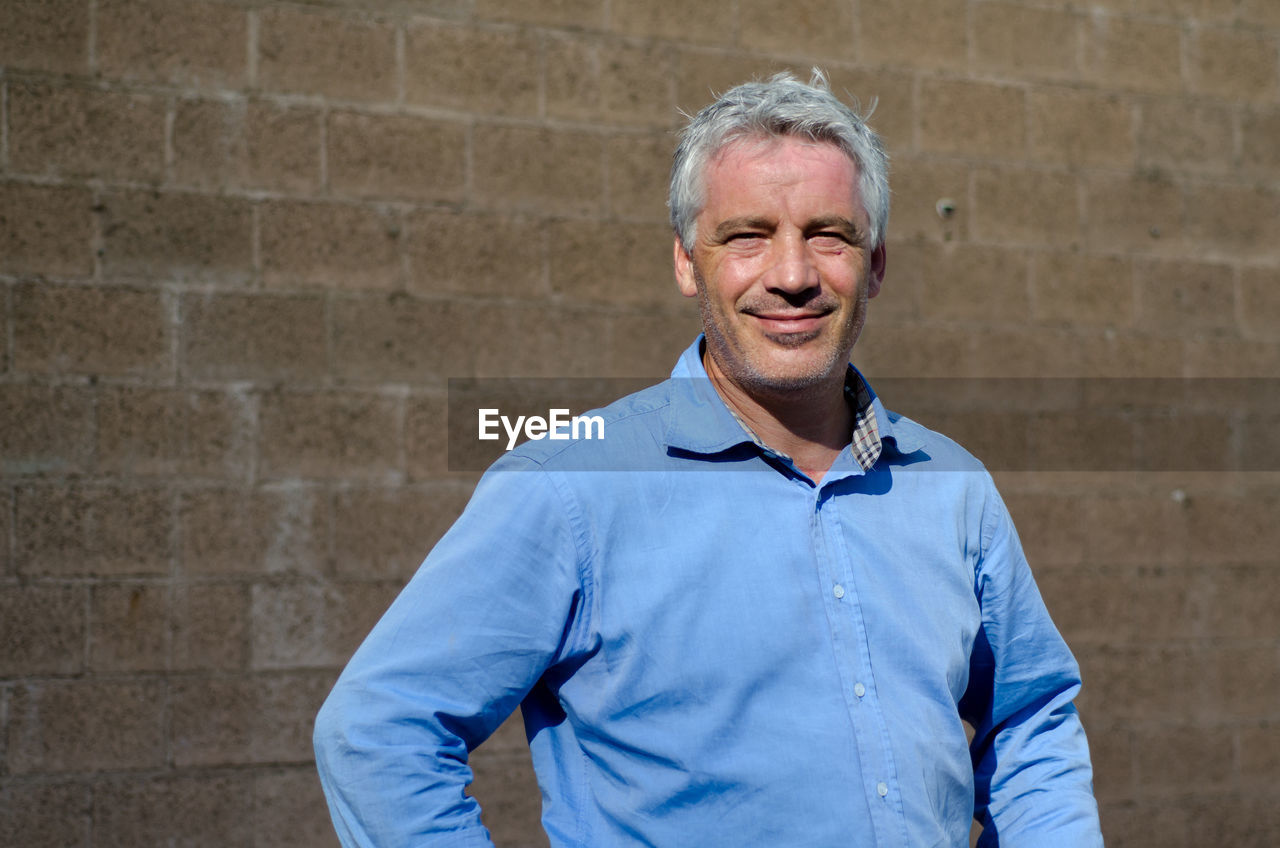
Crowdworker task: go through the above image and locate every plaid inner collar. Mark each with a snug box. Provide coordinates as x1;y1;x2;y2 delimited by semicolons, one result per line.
723;370;883;473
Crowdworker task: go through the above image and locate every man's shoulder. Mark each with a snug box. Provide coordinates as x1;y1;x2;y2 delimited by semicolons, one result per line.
501;377;678;471
879;407;990;475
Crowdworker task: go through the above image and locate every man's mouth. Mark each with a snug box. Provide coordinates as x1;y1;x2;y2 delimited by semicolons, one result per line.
748;311;829;335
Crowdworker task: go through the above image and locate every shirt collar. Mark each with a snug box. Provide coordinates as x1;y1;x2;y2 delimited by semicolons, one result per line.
662;338;757;455
662;336;921;467
857;370;924;457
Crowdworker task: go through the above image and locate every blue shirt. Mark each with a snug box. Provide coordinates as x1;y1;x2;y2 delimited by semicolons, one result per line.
314;338;1103;848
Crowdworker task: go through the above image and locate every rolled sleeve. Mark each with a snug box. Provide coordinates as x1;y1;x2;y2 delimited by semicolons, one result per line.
314;456;587;848
963;484;1104;848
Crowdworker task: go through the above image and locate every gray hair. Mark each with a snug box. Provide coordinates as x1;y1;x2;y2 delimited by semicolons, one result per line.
669;69;890;251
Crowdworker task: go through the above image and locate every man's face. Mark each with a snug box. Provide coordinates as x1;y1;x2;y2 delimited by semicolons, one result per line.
674;136;885;398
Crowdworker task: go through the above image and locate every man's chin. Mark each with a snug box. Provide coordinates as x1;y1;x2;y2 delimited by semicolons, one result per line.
740;351;844;394
703;325;850;397
759;328;823;349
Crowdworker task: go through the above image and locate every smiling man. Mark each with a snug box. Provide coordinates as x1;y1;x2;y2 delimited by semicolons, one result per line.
676;133;885;483
314;72;1104;847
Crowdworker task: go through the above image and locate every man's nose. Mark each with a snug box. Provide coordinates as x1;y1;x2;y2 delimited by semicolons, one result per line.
764;234;819;293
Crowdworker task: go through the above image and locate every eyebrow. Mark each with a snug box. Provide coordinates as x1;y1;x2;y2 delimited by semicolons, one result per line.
709;215;865;244
710;217;774;241
806;216;864;243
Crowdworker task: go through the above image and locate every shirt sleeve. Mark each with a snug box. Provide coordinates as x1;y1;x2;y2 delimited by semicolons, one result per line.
313;456;589;848
960;481;1104;848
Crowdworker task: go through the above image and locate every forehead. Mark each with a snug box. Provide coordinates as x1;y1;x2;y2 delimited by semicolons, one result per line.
700;136;864;217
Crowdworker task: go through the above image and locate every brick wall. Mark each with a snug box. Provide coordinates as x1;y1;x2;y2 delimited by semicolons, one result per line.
1;1;1277;845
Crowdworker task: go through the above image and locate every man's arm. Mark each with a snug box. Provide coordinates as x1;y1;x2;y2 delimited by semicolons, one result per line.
313;457;588;847
961;483;1104;848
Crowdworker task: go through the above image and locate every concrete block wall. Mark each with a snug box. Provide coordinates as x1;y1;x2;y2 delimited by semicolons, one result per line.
1;1;1277;845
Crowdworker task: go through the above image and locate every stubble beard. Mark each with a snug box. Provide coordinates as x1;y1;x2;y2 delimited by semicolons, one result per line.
692;263;867;401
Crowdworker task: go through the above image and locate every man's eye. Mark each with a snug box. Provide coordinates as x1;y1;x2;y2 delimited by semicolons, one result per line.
809;235;850;251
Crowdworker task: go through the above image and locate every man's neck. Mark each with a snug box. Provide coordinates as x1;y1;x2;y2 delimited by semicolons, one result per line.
702;351;853;484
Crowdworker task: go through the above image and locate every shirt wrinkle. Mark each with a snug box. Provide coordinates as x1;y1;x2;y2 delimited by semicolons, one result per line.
312;335;1104;848
540;468;597;667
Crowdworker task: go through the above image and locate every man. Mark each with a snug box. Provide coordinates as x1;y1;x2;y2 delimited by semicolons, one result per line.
314;71;1103;847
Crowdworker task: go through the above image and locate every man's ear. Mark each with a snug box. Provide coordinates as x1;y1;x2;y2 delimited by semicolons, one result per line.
867;242;887;299
674;238;698;298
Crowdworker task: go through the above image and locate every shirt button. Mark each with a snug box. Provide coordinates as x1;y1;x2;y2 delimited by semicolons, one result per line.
854;683;866;698
877;782;889;797
832;584;845;599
